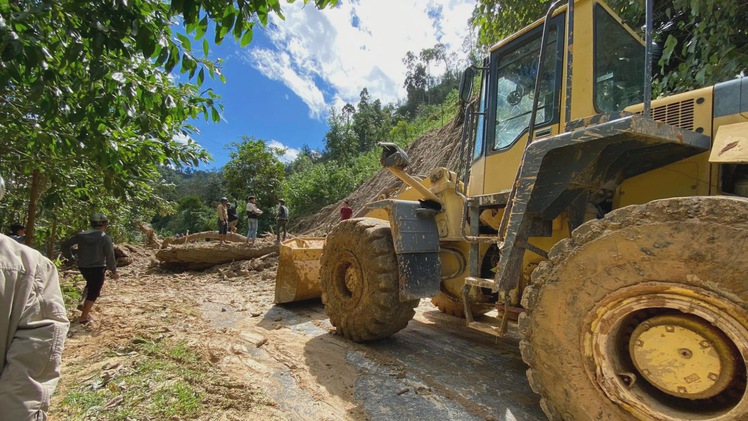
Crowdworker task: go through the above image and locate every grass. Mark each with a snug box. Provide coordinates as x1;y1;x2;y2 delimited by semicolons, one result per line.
59;276;83;312
58;335;260;420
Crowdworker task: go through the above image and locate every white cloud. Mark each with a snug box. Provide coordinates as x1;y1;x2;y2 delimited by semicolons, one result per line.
268;140;300;163
242;0;474;119
173;132;192;144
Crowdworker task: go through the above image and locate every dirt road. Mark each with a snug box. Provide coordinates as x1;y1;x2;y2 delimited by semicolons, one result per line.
52;248;544;420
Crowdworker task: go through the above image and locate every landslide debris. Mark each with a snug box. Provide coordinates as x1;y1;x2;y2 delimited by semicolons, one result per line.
293;110;466;235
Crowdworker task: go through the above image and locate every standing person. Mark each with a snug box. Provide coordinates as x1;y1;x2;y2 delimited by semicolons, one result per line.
0;174;69;419
227;199;239;234
276;199;289;243
61;213;120;325
340;200;353;221
245;195;263;243
216;197;229;245
7;223;25;244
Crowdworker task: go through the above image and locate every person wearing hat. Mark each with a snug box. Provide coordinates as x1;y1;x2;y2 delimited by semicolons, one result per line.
7;222;25;244
245;195;263;243
61;212;120;324
216;197;229;245
276;199;289;243
0;174;69;419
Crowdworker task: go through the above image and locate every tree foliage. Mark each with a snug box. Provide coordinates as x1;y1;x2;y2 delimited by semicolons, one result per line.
223;136;286;210
283;84;461;224
0;0;337;249
401;44;461;118
471;0;747;95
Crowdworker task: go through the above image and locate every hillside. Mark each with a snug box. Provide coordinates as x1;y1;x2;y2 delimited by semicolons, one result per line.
293;108;467;235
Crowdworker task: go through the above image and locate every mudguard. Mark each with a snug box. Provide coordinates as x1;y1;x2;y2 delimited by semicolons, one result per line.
367;199;441;301
497;113;711;292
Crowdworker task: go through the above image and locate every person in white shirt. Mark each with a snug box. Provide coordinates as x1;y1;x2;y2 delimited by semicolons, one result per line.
245;196;263;243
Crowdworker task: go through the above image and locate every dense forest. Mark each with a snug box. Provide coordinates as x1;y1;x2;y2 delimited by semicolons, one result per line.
1;0;745;255
150;56;462;239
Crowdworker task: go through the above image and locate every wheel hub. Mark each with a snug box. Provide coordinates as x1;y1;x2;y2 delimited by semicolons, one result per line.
344;265;361;296
586;284;748;420
629;314;736;399
333;251;365;309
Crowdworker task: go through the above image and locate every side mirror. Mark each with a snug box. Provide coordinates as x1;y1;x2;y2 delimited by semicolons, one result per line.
458;66;476;103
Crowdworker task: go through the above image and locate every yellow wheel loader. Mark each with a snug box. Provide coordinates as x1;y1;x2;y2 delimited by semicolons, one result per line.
275;0;748;419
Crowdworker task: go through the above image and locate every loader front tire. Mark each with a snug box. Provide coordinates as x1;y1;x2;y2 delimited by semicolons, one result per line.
520;197;748;421
320;218;417;342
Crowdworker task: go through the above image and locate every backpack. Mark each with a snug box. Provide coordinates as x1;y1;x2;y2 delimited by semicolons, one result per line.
278;205;288;220
227;205;238;221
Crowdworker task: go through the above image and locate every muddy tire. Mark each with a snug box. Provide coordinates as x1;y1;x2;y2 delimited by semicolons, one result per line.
320;218;417;342
431;292;492;318
520;197;748;420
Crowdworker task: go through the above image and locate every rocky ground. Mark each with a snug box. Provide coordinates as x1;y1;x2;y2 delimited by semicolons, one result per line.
49;240;544;420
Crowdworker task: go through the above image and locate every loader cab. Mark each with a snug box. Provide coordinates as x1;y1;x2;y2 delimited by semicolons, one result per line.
464;0;646;197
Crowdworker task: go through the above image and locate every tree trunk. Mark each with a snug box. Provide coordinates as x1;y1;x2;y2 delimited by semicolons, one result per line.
46;218;57;258
155;240;278;270
137;222;162;249
161;230;248;248
25;169;43;246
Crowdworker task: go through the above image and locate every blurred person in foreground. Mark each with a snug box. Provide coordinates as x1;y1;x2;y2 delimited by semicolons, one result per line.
61;213;119;325
0;174;70;420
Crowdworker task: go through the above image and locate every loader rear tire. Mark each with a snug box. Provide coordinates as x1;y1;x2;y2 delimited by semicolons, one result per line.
431;292;492;318
320;218;417;342
432;244;499;318
520;197;748;421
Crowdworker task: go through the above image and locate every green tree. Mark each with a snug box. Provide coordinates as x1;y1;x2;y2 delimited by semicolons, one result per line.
0;0;337;248
324;106;358;163
352;89;394;153
223;136;286;214
165;195;216;235
402;51;429;118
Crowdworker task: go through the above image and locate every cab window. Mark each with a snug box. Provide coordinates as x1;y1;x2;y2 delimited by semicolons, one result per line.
492;26;560;151
594;4;645;112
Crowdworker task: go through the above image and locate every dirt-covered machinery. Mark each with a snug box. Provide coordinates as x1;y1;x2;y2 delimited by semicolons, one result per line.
275;0;748;419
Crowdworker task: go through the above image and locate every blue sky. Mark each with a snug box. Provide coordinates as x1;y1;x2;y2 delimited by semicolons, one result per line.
183;0;476;169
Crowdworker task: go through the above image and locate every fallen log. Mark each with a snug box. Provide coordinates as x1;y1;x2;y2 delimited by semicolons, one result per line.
136;222;162;249
114;244;133;267
161;231;247;248
155;239;278;270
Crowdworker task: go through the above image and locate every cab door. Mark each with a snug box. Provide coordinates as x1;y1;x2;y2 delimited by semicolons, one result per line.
472;13;565;196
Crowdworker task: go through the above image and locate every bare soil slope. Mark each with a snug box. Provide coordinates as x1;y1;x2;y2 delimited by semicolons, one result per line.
293;111;466;235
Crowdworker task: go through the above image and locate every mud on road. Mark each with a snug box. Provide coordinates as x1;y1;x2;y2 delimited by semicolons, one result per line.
52;249;544;420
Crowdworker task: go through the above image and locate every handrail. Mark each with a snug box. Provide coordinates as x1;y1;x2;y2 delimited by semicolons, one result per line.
643;0;653;117
497;0;565;241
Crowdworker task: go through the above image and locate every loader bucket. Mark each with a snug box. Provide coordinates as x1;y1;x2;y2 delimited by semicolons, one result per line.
274;237;326;304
